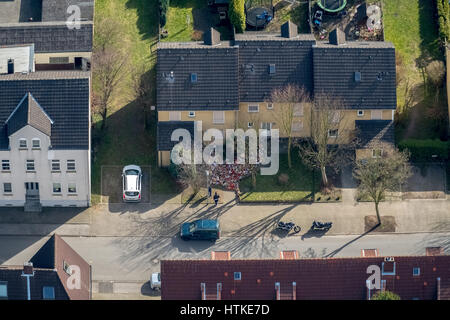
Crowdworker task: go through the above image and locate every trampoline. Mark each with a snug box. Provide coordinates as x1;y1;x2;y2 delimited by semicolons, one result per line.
317;0;347;13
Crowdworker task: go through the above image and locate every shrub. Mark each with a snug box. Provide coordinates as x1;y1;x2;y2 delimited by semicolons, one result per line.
159;0;170;27
398;139;449;162
371;291;401;300
229;0;246;33
278;173;289;185
436;0;450;43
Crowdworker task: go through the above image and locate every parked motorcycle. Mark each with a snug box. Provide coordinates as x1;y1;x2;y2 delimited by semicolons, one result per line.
311;220;332;231
277;221;301;233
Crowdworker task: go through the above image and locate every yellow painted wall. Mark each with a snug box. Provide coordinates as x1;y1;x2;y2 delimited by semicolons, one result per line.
158;110;237;131
159;151;171;167
35;52;92;64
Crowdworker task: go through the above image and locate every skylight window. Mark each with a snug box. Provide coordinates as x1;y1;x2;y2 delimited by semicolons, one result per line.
354;71;361;82
268;64;276;74
234;272;242;280
190;73;198;83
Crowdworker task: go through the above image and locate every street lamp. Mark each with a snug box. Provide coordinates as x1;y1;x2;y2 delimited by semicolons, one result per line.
206;170;211;199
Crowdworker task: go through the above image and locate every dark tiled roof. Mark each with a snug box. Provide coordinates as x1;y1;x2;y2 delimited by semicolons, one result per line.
236;38;315;102
161;255;450;300
0;234;91;300
355;120;394;148
6;92;53;137
157;44;239;111
157;121;195;151
0;73;90;150
0;23;93;53
313;43;396;109
41;0;94;22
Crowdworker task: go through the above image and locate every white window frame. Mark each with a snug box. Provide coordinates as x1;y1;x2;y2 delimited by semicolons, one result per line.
331;111;340;123
261;122;273;130
212;111;225;124
413;267;420;276
68;183;77;194
32;138;40;149
293;103;303;116
371;110;383;120
234;272;242;280
3;183;12;193
328;129;338;138
188;111;196;118
169;111;181;121
372;149;383;158
248;105;259;113
53;183;62;194
247;122;254;128
26;160;35;171
267;103;273;110
357;110;364;117
67;160;76;172
19;139;27;148
1;160;10;171
51;160;60;171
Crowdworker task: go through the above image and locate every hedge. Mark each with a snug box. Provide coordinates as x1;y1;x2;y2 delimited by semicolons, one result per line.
398;139;449;162
229;0;246;33
159;0;169;27
436;0;450;42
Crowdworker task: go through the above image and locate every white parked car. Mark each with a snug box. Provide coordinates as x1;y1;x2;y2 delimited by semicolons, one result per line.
122;165;142;202
150;272;161;290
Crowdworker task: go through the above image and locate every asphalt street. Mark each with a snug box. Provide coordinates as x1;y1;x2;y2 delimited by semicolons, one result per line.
1;232;449;282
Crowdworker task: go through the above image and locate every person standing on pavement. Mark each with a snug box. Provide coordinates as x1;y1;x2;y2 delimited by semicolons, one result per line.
213;192;220;206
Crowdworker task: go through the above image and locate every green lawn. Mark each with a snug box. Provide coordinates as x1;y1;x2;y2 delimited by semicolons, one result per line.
239;154;319;202
162;0;204;42
266;1;310;33
91;0;177;204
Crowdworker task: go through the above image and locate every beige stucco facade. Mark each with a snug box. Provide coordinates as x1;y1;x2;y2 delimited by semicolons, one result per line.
34;52;91;65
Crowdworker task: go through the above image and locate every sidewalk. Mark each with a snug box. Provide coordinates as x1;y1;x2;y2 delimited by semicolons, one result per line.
0;193;448;237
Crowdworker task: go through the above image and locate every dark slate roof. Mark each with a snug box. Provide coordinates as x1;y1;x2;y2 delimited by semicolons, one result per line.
0;234;91;300
6;92;53;137
157;42;239;111
41;0;94;22
313;42;396;109
0;72;90;150
0;268;69;300
161;255;450;300
0;23;93;53
235;36;315;102
355;120;395;148
157;121;195;151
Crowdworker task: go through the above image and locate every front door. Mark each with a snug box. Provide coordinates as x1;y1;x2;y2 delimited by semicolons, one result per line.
25;182;39;191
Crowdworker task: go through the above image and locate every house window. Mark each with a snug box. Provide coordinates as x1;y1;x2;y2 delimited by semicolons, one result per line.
248;122;254;128
371;110;382;120
1;160;10;171
261;122;272;130
26;160;35;171
268;64;276;74
213;111;225;124
42;286;55;300
67;160;76;171
190;73;198;83
267;103;273;110
331;111;340;123
168;111;181;121
234;272;242;280
372;149;383;158
293;103;303;116
292;120;303;131
188;111;196;118
354;71;361;82
53;183;61;193
3;183;12;193
49;57;69;64
0;282;7;298
68;183;77;194
32;139;40;149
357;110;364;117
328;129;338;138
248;105;259;113
51;160;60;171
19;139;27;148
413;267;420;276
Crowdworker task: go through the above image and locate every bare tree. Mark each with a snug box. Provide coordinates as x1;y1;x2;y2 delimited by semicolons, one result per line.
353;142;412;224
298;93;355;191
176;163;206;196
269;85;309;168
92;17;129;130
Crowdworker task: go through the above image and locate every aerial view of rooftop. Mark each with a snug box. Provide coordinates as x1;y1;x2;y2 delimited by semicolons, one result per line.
0;0;449;313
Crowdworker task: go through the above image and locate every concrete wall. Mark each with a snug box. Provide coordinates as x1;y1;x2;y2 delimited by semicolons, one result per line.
0;125;90;207
0;45;34;74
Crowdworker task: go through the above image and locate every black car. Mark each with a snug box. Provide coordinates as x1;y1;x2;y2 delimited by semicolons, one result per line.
180;219;220;241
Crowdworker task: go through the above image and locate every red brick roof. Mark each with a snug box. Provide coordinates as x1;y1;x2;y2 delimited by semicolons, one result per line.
161;255;450;300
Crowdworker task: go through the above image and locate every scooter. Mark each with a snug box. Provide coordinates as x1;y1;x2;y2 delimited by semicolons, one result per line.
311;220;332;231
277;221;301;233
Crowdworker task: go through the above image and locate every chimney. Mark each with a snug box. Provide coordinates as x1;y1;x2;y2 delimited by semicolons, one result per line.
329;28;346;45
211;251;231;260
21;262;34;300
204;27;221;45
281;21;298;38
279;250;299;259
